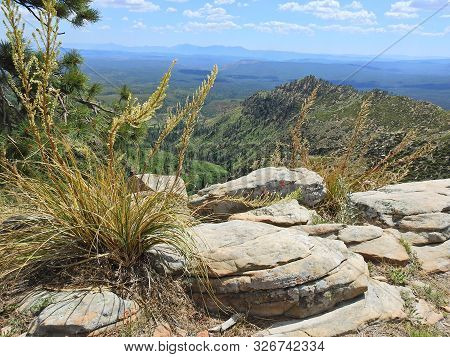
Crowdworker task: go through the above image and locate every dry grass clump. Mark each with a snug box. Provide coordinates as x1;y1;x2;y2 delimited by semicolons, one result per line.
287;87;434;222
0;0;217;294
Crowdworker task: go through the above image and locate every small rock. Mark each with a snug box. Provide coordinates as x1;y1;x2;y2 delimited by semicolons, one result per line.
372;276;388;282
415;299;444;325
337;225;383;244
129;174;187;198
412;241;450;273
153;323;172;337
196;330;209;337
349;229;410;265
229;199;317;226
27;290;139;336
443;306;450;313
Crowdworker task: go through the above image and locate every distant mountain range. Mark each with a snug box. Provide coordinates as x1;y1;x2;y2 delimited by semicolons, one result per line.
76;45;450;109
65;43;450;63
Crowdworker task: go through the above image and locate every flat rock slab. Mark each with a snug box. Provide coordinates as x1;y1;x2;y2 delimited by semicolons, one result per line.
349;229;410;265
191;221;368;319
350;179;450;245
412;241;450;273
229;199;317;226
190;167;326;215
297;224;409;265
255;280;407;337
21;291;138;336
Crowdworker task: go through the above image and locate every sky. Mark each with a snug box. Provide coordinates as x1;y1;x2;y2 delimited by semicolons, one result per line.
4;0;450;57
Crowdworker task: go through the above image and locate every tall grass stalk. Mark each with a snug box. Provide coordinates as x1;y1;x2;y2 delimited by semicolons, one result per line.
286;87;434;221
0;0;217;291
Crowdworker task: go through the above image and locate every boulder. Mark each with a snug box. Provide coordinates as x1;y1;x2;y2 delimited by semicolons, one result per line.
255;280;406;337
190;167;326;216
129;173;187;198
228;199;317;227
190;221;368;319
412;241;450;273
350;179;450;245
22;290;138;336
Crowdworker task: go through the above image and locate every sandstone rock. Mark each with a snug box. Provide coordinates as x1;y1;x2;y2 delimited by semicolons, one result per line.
337;225;384;244
350;179;450;245
372;276;388;282
196;330;210;337
298;224;409;265
26;291;139;336
129;173;187;198
415;299;443;325
148;244;186;275
191;221;368;319
190;167;326;215
153;323;172;337
255;280;406;337
349;229;410;265
412;241;450;273
297;224;344;237
229;199;317;226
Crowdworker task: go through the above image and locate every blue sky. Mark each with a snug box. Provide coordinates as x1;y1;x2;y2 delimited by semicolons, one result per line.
6;1;450;56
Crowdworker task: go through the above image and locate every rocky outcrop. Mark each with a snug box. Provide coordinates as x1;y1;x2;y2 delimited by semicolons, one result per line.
255;280;442;337
190;167;326;216
19;290;139;336
190;220;368;319
228;199;317;227
350;179;450;245
129;173;187;198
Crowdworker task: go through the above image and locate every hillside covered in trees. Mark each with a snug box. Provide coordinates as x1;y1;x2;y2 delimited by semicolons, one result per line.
184;76;449;182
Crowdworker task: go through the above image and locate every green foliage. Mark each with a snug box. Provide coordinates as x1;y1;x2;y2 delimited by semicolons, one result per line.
413;284;448;310
388;267;408;286
404;323;442;337
0;0;217;293
183;76;448;184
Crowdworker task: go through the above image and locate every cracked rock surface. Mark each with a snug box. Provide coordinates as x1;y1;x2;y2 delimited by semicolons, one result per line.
191;220;368;319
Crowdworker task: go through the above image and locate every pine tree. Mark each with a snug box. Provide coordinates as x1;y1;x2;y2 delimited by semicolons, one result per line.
0;0;99;135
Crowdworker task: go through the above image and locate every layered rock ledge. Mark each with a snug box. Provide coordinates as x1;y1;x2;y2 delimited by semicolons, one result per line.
191;220;368;319
350;179;450;246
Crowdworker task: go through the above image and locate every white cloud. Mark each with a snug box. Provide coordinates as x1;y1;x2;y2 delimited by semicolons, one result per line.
99;25;111;30
214;0;235;4
95;0;160;12
183;21;241;31
183;3;234;21
132;20;147;29
149;24;178;32
346;1;362;10
385;1;419;18
244;21;313;34
279;1;377;25
312;23;385;33
166;7;177;12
